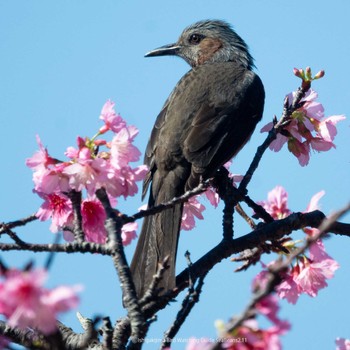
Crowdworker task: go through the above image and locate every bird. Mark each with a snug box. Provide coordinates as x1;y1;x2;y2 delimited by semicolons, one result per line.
130;19;265;298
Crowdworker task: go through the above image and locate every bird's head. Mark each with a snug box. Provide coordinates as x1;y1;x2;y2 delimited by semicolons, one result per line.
145;20;254;69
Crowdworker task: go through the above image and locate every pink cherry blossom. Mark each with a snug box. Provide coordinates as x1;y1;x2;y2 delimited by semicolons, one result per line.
42;285;81;315
110;126;141;168
224;160;244;187
303;190;325;237
105;165;148;199
275;266;302;304
62;147;110;196
64;137;86;159
36;192;73;233
121;222;138;246
255;295;281;326
252;268;294;325
255;188;338;305
309;239;332;261
258;186;292;220
81;198;107;244
27;139;70;195
65;146;80;159
223;160;233;169
231;318;289;350
317;115;346;142
336;338;350;350
203;187;220;208
309;137;334;152
261;88;345;166
190;302;290;350
244;267;291;347
120;165;148;198
28;100;149;242
25;135;57;170
260;123;288;152
32;162;71;195
287;138;310;166
257;238;339;305
0;268;80;335
292;89;324;121
305;190;325;212
99;100;126;134
276;241;339;302
294;255;339;297
181;196;206;231
27;102;145;201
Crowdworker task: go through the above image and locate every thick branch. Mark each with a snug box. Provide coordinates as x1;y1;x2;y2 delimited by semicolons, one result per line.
0;321;42;349
67;190;85;243
175;210;348;292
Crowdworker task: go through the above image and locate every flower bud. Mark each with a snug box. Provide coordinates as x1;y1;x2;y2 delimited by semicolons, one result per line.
305;66;312;80
293;68;304;78
99;125;109;134
314;70;325;79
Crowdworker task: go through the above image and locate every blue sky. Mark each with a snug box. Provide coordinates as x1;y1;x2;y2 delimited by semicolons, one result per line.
1;1;350;349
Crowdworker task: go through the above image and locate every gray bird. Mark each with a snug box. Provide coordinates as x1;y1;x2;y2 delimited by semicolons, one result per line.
130;20;265;298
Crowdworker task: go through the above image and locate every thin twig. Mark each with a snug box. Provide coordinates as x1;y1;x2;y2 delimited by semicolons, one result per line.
127;181;210;223
161;275;207;349
241;193;274;223
235;203;257;230
0;214;37;234
2;228;29;246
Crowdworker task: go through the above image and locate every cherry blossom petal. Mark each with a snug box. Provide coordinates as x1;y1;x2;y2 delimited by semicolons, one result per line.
305;190;325;212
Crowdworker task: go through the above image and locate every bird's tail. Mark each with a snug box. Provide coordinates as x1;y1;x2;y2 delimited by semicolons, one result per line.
130;202;183;298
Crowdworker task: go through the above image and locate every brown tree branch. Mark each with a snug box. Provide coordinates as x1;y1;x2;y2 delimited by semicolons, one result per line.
95;188;146;350
175;210;347;291
126;181;210;223
67;190;85;243
0;214;37;234
0;241;113;255
106;209;349;346
161;274;206;349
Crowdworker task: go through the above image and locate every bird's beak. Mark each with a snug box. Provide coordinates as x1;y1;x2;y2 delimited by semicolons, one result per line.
145;43;181;57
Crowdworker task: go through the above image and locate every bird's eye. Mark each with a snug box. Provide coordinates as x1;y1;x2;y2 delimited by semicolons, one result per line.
189;34;204;45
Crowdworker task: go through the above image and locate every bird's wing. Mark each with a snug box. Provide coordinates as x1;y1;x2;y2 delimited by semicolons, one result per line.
183;70;264;188
141;69;194;200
